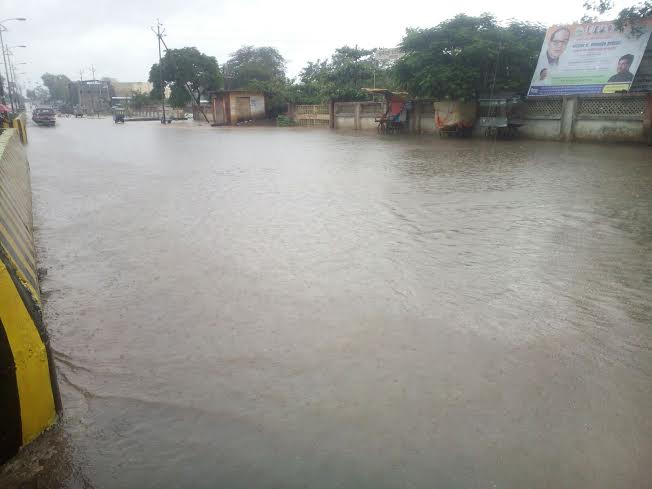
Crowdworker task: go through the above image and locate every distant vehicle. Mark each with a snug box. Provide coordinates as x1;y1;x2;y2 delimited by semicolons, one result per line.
112;106;126;124
74;105;85;118
32;107;56;127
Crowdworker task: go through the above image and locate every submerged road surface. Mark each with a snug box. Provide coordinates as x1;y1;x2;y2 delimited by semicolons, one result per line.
2;117;651;488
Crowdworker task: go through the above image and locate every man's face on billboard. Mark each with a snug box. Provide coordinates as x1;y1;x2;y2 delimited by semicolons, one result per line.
617;58;632;74
548;29;570;60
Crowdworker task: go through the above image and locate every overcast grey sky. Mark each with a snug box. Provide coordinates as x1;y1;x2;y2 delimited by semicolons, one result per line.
2;0;631;89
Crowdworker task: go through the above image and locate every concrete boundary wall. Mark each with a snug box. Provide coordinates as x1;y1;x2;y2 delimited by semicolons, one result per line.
408;99;437;134
520;94;651;143
333;102;384;130
288;105;330;127
286;93;651;142
0;128;59;465
407;95;650;143
321;94;651;143
288;102;385;129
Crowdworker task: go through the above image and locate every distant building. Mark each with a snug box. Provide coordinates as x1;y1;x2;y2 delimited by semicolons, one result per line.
209;90;267;125
111;81;153;98
373;47;403;66
68;79;112;113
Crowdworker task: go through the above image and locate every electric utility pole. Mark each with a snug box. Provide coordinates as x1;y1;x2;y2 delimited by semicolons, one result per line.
5;48;17;110
90;64;98;116
157;33;210;123
8;53;18;105
152;19;166;124
0;29;15;111
78;69;84;113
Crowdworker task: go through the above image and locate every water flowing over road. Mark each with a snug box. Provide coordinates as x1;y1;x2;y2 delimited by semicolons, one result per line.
3;118;651;489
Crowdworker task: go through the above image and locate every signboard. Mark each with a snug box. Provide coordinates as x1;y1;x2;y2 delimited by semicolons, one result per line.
528;20;652;96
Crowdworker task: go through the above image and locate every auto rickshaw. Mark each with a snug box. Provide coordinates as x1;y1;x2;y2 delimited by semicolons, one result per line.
112;106;126;123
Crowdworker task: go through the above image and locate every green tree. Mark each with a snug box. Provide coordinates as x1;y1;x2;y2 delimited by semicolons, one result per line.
168;84;190;108
616;2;652;34
293;59;330;103
293;46;393;103
149;47;223;105
244;78;295;117
26;86;49;103
330;46;374;88
41;73;72;103
393;14;545;99
221;46;295;116
584;1;652;34
224;46;286;89
130;91;153;109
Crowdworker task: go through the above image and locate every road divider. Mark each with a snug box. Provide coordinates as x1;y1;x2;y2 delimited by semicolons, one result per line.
0;128;59;465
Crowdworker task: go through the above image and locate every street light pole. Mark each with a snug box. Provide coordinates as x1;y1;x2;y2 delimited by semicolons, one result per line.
3;47;20;111
0;29;15;111
6;46;26;108
11;61;27;106
7;53;17;105
0;18;26;112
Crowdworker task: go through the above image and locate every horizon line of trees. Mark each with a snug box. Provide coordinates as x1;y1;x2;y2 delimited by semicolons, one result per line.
25;2;650;110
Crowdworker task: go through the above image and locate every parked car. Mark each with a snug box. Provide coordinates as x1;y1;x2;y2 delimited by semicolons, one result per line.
32;107;56;127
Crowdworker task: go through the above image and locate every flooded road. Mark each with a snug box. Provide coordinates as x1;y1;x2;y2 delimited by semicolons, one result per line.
5;118;652;488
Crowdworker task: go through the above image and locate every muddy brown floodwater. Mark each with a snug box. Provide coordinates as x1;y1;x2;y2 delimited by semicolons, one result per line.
1;117;650;489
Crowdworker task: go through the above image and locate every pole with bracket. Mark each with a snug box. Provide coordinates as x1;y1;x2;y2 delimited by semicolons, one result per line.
0;28;15;112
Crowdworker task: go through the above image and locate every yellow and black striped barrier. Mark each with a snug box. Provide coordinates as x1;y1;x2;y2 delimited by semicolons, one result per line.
12;113;28;145
1;113;27;145
0;128;59;464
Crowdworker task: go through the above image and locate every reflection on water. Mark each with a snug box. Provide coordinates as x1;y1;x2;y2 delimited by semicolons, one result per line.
4;120;651;489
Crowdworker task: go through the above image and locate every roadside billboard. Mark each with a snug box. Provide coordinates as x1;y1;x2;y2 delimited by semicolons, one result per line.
528;20;652;96
630;39;652;92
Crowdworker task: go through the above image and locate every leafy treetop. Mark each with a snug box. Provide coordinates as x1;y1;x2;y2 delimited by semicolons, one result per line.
223;46;287;89
583;1;652;35
41;73;72;103
393;14;545;100
149;47;223;107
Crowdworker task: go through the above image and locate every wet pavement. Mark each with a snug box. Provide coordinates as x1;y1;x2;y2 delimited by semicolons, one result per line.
1;117;651;489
